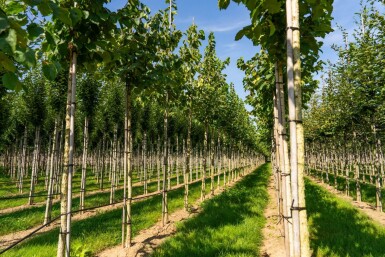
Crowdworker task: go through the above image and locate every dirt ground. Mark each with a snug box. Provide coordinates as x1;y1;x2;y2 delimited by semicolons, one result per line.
260;175;286;257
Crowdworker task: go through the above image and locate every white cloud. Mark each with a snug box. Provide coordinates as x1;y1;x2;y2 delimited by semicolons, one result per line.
200;20;249;33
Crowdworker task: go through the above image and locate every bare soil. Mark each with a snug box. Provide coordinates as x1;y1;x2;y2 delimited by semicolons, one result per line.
260;175;286;257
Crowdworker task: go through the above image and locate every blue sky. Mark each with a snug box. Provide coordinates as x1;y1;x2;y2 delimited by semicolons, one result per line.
107;0;375;102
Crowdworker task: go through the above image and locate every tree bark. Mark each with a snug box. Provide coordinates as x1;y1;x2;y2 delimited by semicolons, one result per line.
123;79;133;248
57;49;77;257
80;117;89;211
162;92;169;226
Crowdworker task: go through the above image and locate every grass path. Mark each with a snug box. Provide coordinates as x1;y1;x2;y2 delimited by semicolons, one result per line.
0;167;251;257
306;178;385;257
150;163;270;257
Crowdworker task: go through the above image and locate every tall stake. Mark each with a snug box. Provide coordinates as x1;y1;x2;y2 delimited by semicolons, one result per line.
276;62;293;257
123;79;133;247
66;51;77;257
162;92;169;226
286;0;301;256
58;48;77;257
291;0;311;255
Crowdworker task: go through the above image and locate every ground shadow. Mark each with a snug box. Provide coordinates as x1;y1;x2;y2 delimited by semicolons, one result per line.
306;180;385;257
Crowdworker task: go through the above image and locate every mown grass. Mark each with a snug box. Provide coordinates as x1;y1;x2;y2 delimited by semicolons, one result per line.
0;167;197;210
151;164;270;257
306;178;385;257
0;168;113;209
310;170;384;207
1;167;247;257
0;173;183;236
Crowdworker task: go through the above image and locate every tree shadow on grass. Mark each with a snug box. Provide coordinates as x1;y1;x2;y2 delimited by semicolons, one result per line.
151;164;270;257
306;180;385;257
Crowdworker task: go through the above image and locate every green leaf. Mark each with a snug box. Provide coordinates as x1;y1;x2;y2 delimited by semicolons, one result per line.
6;28;17;53
100;51;111;63
37;1;52;16
2;72;22;91
27;23;44;40
70;8;83;26
42;62;58;81
14;50;26;63
235;25;251;41
218;0;230;10
5;1;26;15
23;0;42;6
263;0;281;14
268;19;275;36
0;11;9;34
0;52;16;72
45;31;56;46
24;47;36;68
50;3;72;26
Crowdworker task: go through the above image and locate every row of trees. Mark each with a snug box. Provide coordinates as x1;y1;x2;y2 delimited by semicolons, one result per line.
1;0;263;256
218;0;333;256
304;1;385;211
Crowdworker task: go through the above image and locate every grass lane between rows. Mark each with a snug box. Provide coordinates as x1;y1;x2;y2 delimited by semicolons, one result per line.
151;163;270;257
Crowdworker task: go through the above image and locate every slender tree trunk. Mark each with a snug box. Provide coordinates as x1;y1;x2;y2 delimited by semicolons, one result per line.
162;92;169;226
201;122;208;201
28;126;40;205
57;49;77;257
276;62;293;257
45;118;59;224
286;1;301;255
291;0;311;255
210;128;215;195
80;117;89;211
176;135;179;185
157;136;161;192
185;104;192;210
19;126;28;193
123;79;133;248
110;126;118;204
143;131;148;195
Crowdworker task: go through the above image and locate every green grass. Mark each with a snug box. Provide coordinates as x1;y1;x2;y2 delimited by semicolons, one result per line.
1;167;245;257
0;167;199;210
0;173;185;236
306;178;385;257
0;168;113;209
151;164;270;257
310;169;383;207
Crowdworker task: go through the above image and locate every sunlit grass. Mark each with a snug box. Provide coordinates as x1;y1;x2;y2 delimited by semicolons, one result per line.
306;178;385;257
1;167;244;256
151;164;270;257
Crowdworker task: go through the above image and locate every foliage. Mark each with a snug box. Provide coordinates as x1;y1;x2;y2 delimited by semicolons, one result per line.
304;2;385;142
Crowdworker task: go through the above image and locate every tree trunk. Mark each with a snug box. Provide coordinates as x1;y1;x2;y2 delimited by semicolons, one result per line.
143;131;148;195
123;79;133;248
28;126;40;205
110;126;118;204
276;62;293;257
57;50;77;257
291;0;311;255
162;92;169;226
201;122;208;201
45;118;59;224
185;105;192;210
80;117;89;212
